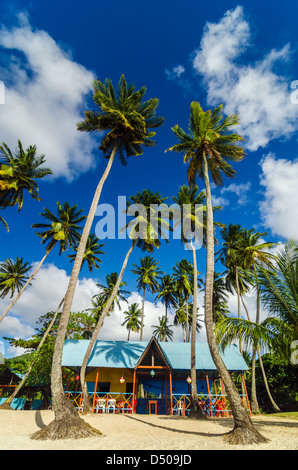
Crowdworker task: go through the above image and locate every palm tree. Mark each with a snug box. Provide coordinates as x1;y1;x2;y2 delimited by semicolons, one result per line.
39;77;165;439
237;228;277;412
1;233;104;409
0;257;32;299
212;272;230;323
0;202;85;324
0;140;52;210
95;272;130;313
77;189;171;415
131;256;163;340
152;316;174;342
167;102;267;444
174;297;188;342
172;259;193;342
172;184;222;418
122;303;142;340
155;274;177;335
68;233;104;273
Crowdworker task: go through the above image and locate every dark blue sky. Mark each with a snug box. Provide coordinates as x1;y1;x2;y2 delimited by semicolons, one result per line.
0;0;298;350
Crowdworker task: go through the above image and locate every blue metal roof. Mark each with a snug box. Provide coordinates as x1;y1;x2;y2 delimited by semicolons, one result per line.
62;339;249;371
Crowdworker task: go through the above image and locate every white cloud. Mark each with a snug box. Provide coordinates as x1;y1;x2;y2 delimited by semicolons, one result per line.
165;64;185;80
0;13;97;180
259;154;298;240
0;262;99;339
221;182;251;206
192;6;298;150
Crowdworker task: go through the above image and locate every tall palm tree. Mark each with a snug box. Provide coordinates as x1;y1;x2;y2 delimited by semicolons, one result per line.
77;189;171;415
131;255;163;340
0;202;85;324
0;140;52;210
40;77;165;440
1;233;104;409
167;102;267;444
174;297;188;342
0;257;32;299
172;184;222;418
152;316;174;342
212;272;230;323
122;303;142;340
237;228;277;412
155;274;177;334
172;259;193;342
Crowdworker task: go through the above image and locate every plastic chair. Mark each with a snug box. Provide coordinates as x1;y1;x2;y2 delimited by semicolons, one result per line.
95;398;106;413
175;400;184;416
78;398;84;413
107;398;116;413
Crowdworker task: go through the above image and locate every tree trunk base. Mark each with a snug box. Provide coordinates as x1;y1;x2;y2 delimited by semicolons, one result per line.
31;415;102;440
224;423;269;445
188;399;208;420
0;401;12;410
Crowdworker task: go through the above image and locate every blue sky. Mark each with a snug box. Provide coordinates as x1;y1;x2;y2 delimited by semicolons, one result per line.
0;0;298;355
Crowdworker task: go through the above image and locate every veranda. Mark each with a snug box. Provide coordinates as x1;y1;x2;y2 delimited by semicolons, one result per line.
62;337;251;417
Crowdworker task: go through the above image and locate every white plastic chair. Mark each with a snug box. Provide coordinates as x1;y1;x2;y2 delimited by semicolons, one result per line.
95;398;106;413
175;400;184;416
107;398;116;413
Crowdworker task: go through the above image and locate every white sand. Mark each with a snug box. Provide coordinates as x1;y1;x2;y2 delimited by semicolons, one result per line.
0;410;297;450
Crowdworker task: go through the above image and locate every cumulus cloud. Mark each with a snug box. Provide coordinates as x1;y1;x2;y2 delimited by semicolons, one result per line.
192;6;298;150
0;12;97;180
259;154;298;240
0;262;99;340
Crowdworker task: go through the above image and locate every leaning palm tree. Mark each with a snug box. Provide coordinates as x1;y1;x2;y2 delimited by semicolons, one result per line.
131;256;163;340
76;189;171;416
0;257;32;299
0;202;85;324
155;274;177;334
167;102;267;444
122;303;142;340
36;77;165;440
152;316;174;342
1;233;104;409
0;140;52;210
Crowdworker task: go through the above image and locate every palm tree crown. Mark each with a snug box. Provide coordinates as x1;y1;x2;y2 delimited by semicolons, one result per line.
0;257;32;298
77;75;165;164
0;140;52;210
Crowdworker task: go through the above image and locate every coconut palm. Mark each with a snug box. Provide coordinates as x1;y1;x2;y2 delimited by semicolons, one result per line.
131;256;163;340
174;297;188;342
167;102;267;444
0;202;85;324
1;233;104;409
0;140;52;211
172;184;222;418
155;275;177;334
36;77;165;439
122;303;142;340
152;316;174;342
0;257;32;299
212;272;230;323
78;189;171;415
172;259;193;342
95;272;130;313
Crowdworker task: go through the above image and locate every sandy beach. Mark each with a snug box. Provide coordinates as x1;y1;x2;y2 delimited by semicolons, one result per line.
0;410;297;450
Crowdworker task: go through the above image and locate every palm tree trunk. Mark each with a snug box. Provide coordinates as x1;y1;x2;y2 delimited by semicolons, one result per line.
241;294;260;413
32;141;118;440
188;239;206;419
258;351;280;411
140;287;146;341
0;297;64;409
202;152;267;444
0;247;53;324
185;298;189;342
235;268;242;354
80;241;136;413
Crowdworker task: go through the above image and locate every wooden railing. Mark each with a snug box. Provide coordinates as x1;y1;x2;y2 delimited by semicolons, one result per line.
65;391;134;413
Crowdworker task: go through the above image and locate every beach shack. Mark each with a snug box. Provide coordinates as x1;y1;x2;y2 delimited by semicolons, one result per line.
62;337;250;416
